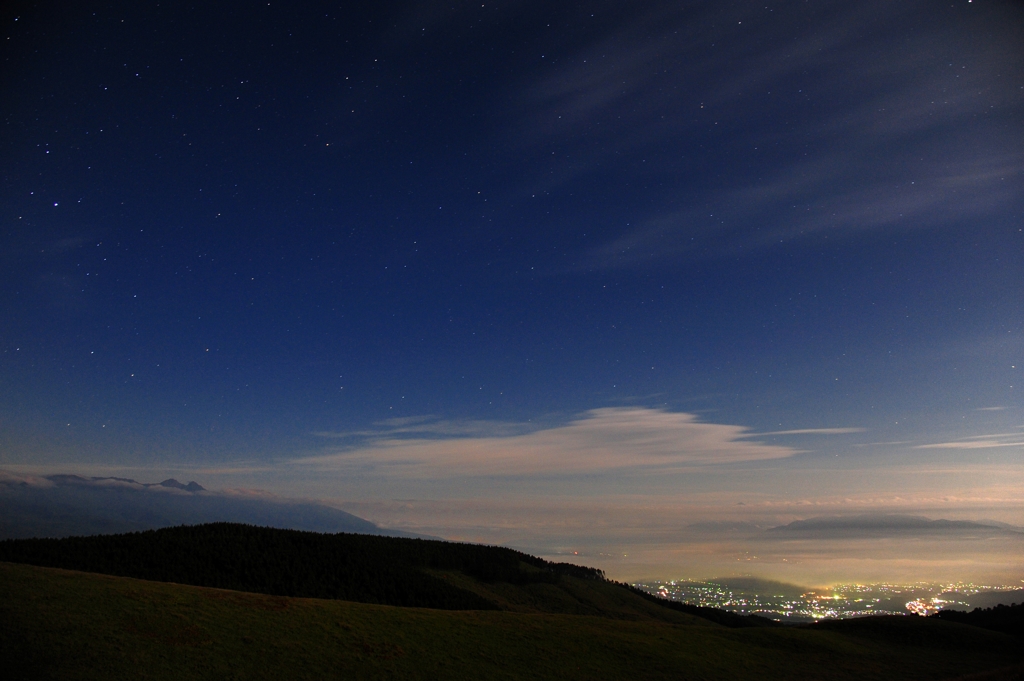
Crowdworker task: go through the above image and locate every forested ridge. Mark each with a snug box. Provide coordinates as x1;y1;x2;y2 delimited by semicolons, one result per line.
932;602;1024;638
0;523;805;628
0;523;604;611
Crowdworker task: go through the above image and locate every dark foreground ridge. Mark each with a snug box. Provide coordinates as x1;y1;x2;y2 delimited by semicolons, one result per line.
3;561;1021;681
0;522;778;627
933;603;1024;638
0;522;603;611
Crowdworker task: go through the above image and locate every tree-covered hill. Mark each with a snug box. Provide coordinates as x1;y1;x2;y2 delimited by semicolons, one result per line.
0;523;609;611
933;603;1024;638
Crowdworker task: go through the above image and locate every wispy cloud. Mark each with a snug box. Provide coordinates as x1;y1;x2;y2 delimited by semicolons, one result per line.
574;145;1021;270
312;416;538;441
916;433;1024;450
497;1;1023;270
854;441;914;447
297;408;799;478
917;441;1024;450
744;428;865;437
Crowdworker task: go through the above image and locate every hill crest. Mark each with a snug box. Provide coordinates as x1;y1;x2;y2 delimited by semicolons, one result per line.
0;522;766;627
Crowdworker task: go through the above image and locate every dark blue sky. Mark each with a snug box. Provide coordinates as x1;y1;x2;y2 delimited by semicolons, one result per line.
2;2;1022;578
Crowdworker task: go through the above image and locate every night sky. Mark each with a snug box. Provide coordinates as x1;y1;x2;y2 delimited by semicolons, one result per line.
2;1;1022;582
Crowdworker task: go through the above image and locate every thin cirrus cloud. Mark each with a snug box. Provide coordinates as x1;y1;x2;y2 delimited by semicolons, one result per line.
575;145;1020;270
312;416;537;440
745;428;866;436
300;407;799;478
503;0;1022;270
915;433;1024;450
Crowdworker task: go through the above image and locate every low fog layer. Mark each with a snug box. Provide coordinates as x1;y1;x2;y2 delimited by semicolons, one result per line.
0;471;415;539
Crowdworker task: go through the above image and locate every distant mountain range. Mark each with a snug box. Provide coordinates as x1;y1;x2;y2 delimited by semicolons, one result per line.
0;471;418;540
767;514;1024;538
46;474;207;493
942;589;1024;612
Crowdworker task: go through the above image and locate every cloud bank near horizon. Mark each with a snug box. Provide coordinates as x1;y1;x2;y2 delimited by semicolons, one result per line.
0;470;417;540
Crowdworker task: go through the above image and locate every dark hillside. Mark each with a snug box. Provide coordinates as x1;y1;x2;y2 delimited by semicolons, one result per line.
933;603;1024;638
0;523;770;626
3;562;1021;681
0;522;605;611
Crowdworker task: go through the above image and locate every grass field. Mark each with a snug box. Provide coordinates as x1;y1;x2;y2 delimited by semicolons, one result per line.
2;561;1021;681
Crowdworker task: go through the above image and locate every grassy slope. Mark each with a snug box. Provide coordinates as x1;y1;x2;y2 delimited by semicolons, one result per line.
0;523;758;624
427;566;706;622
3;562;1021;681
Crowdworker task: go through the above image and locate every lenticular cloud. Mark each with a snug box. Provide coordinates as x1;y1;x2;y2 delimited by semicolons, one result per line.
299;407;798;478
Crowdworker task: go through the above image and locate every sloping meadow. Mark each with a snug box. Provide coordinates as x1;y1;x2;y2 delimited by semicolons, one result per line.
3;560;1021;681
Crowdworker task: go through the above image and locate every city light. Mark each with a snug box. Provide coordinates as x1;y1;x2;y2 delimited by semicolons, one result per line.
633;581;1016;622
